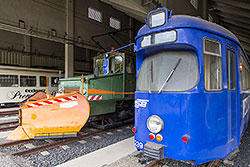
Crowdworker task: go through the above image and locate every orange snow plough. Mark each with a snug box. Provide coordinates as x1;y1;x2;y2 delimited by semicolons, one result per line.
7;92;90;141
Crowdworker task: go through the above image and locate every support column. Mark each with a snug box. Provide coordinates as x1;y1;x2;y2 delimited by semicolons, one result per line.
202;0;208;20
24;35;32;66
65;0;74;78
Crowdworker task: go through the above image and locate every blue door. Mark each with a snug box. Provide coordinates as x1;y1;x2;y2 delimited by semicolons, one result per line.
226;45;238;145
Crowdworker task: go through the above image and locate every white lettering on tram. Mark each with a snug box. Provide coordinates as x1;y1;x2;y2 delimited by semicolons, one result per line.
135;99;149;108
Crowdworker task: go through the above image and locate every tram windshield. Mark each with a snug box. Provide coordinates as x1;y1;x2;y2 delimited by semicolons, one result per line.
137;51;198;92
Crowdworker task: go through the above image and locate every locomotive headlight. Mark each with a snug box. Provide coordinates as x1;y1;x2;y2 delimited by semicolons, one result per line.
58;88;64;94
82;88;87;95
147;115;164;133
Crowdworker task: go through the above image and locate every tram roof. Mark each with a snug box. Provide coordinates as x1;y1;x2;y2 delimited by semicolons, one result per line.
136;15;240;46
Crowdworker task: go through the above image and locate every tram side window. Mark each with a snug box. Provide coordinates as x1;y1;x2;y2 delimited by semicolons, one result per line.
40;76;47;87
203;38;222;91
0;75;18;87
226;49;236;90
51;77;59;87
241;54;250;90
20;76;36;87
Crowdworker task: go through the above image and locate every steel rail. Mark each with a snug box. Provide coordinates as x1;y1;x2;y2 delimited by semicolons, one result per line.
5;124;131;156
0;140;30;147
0;110;19;116
0;125;18;131
145;160;163;167
207;160;220;167
0;120;19;126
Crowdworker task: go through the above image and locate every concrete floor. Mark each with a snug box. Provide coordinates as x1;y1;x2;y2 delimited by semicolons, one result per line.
57;137;136;167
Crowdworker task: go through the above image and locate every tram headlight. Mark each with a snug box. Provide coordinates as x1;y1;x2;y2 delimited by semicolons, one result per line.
147;115;164;133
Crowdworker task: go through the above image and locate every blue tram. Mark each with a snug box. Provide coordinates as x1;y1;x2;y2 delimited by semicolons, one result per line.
133;7;250;165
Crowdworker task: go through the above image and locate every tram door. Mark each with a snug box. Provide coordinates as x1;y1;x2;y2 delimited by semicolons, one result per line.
226;46;238;141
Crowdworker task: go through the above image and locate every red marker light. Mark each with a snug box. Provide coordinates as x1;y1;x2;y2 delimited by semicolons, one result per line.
149;133;155;140
132;127;136;133
182;136;188;143
182;134;191;143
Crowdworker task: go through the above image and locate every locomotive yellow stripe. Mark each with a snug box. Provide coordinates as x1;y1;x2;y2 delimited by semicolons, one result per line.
88;89;134;95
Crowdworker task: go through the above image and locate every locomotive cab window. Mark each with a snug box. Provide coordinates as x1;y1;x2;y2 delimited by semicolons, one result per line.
126;57;135;74
51;77;59;87
109;55;123;74
95;57;104;75
20;76;36;87
203;38;222;91
137;51;198;92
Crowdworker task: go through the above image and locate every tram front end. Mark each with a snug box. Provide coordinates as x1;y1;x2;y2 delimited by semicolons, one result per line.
133;7;238;165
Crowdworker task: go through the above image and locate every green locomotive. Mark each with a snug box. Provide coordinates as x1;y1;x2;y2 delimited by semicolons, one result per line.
58;52;136;127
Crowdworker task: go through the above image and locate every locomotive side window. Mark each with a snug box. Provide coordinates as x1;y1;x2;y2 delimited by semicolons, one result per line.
20;76;36;87
226;49;236;90
40;76;47;87
137;51;198;92
203;38;222;91
0;75;18;87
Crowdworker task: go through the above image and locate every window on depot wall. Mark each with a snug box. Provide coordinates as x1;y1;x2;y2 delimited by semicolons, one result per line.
110;17;121;30
20;76;36;87
88;7;102;23
0;75;18;87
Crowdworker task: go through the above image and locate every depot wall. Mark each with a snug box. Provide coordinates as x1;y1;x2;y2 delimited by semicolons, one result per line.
0;0;135;73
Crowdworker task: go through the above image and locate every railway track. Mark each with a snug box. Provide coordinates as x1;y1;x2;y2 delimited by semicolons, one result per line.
0;120;19;131
0;124;131;156
145;159;220;167
145;160;163;167
207;160;220;167
0;109;19;116
0;108;20;131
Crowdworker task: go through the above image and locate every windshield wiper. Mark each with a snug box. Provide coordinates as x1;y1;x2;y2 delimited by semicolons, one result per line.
148;60;153;94
158;58;182;94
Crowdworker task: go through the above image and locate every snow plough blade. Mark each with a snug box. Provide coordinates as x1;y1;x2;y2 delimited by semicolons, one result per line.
7;92;90;141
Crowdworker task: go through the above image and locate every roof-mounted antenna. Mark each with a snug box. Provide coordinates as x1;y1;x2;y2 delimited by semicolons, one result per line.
169;10;173;18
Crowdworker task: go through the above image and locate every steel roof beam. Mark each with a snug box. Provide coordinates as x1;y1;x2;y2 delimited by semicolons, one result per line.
222;24;250;40
222;23;250;38
216;12;250;27
240;42;250;53
212;0;250;11
236;35;250;45
219;18;250;32
213;3;250;19
246;51;250;57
